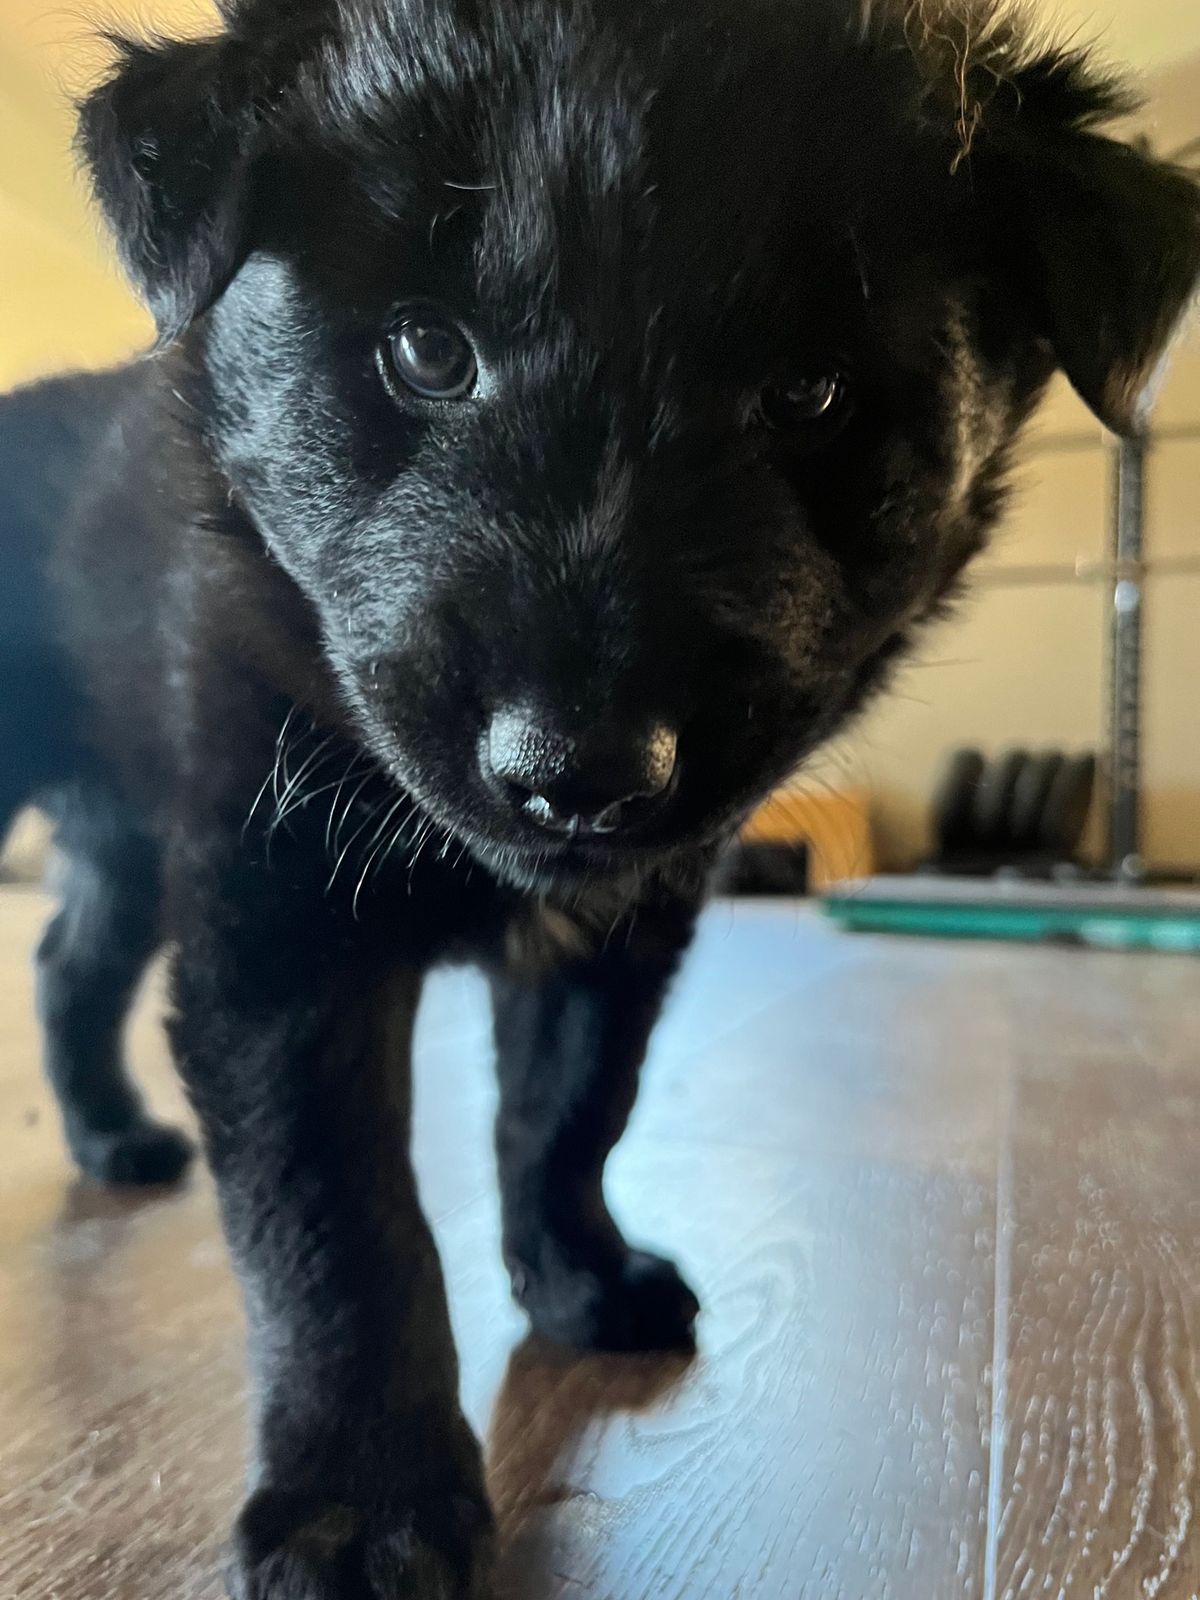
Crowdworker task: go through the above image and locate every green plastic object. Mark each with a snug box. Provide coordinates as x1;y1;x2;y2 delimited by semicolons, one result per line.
822;876;1200;953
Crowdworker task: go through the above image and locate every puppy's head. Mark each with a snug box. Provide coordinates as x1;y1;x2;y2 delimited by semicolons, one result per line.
81;0;1200;887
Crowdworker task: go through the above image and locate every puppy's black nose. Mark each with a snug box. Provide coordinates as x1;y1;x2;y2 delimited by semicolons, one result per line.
484;709;678;836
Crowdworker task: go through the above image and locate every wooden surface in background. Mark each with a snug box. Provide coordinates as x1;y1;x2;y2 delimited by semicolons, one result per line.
1;887;1199;1598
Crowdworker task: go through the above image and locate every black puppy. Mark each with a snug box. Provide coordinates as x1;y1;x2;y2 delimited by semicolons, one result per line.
2;0;1197;1593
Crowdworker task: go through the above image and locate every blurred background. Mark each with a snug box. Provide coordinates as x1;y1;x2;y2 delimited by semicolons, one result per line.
2;0;1198;887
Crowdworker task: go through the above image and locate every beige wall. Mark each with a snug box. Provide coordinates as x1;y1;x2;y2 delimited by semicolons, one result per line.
834;53;1200;873
1053;0;1200;71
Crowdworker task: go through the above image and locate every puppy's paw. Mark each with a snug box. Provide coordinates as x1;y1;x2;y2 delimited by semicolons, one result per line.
520;1249;700;1353
71;1121;194;1186
227;1485;494;1600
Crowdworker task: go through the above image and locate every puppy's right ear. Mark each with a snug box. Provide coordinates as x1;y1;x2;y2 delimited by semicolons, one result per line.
78;34;259;344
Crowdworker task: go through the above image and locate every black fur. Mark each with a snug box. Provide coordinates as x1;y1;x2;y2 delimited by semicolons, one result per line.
4;0;1198;1593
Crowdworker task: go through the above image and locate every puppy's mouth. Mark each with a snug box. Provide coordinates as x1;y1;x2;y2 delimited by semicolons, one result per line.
468;834;671;893
454;784;702;890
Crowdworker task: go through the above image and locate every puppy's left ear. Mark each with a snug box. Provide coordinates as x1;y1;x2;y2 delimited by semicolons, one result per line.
979;53;1200;434
78;32;261;344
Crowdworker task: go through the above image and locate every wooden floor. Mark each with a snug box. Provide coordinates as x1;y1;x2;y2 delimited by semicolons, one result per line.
2;886;1200;1599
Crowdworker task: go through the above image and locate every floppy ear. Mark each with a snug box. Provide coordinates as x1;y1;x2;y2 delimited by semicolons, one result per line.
992;108;1200;434
78;33;260;344
898;3;1200;433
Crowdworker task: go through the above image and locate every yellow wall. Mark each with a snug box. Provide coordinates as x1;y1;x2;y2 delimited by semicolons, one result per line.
0;0;217;391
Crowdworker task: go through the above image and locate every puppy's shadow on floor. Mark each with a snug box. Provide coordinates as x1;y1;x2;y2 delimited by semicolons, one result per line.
57;1170;193;1225
486;1333;695;1597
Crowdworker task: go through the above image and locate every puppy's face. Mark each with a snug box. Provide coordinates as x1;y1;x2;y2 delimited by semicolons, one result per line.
83;0;1200;887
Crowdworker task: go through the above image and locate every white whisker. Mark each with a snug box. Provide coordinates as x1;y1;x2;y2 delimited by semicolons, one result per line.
267;734;337;843
327;797;388;892
330;770;376;858
370;803;423;886
351;795;412;919
324;758;370;852
405;816;439;888
243;705;298;844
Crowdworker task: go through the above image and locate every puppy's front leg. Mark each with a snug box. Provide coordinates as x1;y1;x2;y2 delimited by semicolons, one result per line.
491;900;701;1353
171;910;491;1600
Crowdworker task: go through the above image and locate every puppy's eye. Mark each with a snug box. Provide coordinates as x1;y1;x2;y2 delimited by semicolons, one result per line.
386;312;477;400
759;373;849;432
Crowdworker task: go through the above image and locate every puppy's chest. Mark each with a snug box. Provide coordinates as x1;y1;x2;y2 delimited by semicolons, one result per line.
500;891;630;978
384;868;635;977
364;854;642;979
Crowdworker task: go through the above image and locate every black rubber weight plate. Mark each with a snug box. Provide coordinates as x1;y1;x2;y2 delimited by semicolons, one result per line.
972;749;1030;849
1008;751;1066;850
932;748;986;852
1038;753;1097;855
